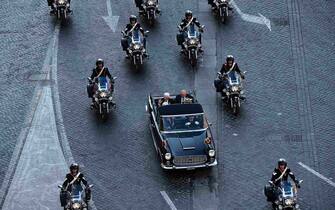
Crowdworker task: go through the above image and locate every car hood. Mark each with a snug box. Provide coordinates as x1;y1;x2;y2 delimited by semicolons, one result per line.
164;130;208;156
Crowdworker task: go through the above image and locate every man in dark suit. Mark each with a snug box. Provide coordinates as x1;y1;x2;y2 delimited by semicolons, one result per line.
175;90;194;104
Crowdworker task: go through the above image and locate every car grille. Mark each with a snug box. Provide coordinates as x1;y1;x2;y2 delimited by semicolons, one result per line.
173;155;207;166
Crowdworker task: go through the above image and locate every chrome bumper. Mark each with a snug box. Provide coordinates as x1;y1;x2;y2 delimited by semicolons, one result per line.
161;159;217;170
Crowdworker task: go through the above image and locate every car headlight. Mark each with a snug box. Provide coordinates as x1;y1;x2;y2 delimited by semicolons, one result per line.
165;153;171;160
209;150;215;157
72;203;81;209
284;198;293;205
134;44;141;50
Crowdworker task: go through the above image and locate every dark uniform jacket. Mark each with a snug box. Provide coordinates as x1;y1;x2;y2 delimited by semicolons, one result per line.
124;23;145;35
179;18;202;30
90;67;112;80
271;168;297;186
62;173;88;190
220;63;243;76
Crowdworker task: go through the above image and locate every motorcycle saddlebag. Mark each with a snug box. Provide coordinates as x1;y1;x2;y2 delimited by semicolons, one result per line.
214;79;223;92
176;33;184;45
264;185;275;202
121;38;129;51
60;191;69;207
87;84;94;98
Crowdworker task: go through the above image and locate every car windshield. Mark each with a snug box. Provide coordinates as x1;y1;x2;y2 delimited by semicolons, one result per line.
160;114;205;132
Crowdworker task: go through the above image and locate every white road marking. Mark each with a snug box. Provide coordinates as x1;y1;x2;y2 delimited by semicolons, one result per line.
230;0;271;31
2;23;97;210
102;0;119;32
298;162;335;188
160;191;178;210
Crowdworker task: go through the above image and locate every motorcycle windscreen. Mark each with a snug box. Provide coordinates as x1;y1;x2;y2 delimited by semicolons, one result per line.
132;30;142;43
228;71;240;85
98;76;108;91
71;184;83;201
282;181;294;196
187;25;198;38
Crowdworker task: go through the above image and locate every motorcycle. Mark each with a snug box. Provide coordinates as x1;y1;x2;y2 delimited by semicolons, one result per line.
140;0;160;25
88;76;116;120
266;180;303;210
178;24;204;67
58;183;93;210
212;0;230;23
217;71;245;114
121;30;149;69
52;0;71;21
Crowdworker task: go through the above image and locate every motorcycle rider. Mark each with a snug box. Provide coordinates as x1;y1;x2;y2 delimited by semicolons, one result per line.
122;15;148;58
265;159;301;202
61;163;91;207
47;0;72;14
177;10;204;52
88;59;115;108
134;0;161;14
208;0;233;11
217;55;245;99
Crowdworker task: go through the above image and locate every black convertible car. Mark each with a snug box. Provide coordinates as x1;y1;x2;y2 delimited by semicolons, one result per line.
146;93;217;169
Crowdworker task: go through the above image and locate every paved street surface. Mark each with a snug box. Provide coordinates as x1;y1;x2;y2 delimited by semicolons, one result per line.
0;0;335;209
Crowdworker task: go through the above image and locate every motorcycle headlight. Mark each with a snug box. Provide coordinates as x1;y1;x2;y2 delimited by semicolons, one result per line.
209;150;215;157
100;92;107;98
165;153;171;160
134;44;141;50
147;0;155;6
189;39;197;45
72;203;81;209
284;199;293;205
232;86;239;92
59;0;65;4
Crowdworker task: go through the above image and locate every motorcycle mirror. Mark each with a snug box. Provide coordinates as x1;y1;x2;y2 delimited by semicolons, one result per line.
268;181;274;185
87;77;92;81
113;77;117;80
298;180;303;184
208;122;213;126
89;184;94;188
217;72;222;75
58;185;63;189
243;71;247;74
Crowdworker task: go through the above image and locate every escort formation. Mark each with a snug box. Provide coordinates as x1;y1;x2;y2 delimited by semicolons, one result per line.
20;0;320;209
